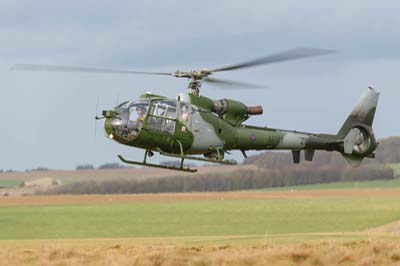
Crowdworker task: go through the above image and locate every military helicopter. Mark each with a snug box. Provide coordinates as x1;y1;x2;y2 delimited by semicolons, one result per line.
12;48;380;172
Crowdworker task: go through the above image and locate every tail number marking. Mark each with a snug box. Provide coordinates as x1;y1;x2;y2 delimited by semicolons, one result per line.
300;137;307;145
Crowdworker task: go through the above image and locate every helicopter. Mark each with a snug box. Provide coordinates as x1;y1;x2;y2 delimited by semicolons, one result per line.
12;47;380;172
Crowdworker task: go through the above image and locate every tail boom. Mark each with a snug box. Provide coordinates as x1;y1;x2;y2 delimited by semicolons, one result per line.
232;87;380;166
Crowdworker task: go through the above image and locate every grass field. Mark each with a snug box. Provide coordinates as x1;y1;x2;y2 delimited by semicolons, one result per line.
1;195;400;240
260;178;400;191
389;163;400;176
0;179;21;188
1;190;400;265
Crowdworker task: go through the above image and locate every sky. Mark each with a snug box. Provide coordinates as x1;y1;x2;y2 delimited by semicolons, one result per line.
0;0;399;170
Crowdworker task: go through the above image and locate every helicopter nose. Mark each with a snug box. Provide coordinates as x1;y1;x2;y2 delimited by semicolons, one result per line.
105;117;130;140
104;118;116;139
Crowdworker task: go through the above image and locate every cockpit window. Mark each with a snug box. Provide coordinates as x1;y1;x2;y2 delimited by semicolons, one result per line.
111;100;149;140
115;101;129;109
151;100;177;118
128;101;149;122
146;100;177;134
180;103;191;122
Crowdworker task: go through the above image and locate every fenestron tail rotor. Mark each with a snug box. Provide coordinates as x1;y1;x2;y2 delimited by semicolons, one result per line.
11;47;334;95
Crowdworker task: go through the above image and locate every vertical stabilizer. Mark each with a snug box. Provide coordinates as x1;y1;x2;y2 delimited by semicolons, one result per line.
337;87;380;166
337;87;380;139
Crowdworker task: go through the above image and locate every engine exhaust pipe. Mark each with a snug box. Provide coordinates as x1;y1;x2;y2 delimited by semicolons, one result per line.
246;105;263;115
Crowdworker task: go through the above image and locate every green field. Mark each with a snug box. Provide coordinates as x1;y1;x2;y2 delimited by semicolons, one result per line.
0;179;21;188
1;191;400;266
389;163;400;176
1;196;400;240
259;178;400;191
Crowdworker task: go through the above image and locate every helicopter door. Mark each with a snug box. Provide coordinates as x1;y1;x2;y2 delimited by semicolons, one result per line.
146;100;177;134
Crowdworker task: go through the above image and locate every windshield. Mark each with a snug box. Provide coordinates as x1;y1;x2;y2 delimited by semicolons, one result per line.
111;100;149;140
115;100;149;119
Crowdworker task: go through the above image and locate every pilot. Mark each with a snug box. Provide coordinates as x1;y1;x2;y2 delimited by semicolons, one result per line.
126;105;147;138
136;106;147;122
181;104;190;121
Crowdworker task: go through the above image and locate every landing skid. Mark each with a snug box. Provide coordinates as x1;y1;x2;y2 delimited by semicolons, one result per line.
118;145;237;172
118;155;197;173
158;151;237;165
118;139;237;172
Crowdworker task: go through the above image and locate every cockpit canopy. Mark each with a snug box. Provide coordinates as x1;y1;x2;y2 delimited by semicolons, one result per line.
111;99;180;141
110;100;150;140
115;100;150;122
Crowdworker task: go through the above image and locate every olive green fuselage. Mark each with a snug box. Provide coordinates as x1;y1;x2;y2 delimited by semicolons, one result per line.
103;87;379;167
104;93;338;156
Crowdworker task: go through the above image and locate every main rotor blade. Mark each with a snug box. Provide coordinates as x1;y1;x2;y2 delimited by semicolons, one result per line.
204;77;266;90
211;47;334;72
11;64;172;76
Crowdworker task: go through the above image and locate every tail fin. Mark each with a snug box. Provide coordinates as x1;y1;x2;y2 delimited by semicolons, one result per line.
337;87;380;138
337;87;380;166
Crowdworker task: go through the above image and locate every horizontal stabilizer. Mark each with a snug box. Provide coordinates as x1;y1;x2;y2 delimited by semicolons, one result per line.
305;149;315;161
343;128;359;154
292;150;300;164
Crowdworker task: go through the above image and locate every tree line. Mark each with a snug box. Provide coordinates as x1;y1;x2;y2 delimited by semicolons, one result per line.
41;136;399;195
42;164;394;195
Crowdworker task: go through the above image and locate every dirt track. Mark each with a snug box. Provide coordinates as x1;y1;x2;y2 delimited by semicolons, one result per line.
367;220;400;235
1;189;400;206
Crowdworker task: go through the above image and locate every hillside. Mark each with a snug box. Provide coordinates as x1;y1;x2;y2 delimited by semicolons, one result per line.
1;137;399;196
244;136;400;168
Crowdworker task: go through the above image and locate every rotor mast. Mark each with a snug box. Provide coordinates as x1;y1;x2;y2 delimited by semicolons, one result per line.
188;78;201;95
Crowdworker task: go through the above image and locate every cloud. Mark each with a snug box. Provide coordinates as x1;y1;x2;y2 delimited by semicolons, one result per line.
0;1;399;169
3;1;400;65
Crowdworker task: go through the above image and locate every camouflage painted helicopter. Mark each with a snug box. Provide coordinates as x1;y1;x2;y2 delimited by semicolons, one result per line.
12;48;380;172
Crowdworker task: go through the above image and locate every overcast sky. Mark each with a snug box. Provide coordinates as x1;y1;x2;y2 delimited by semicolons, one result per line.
1;1;399;170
